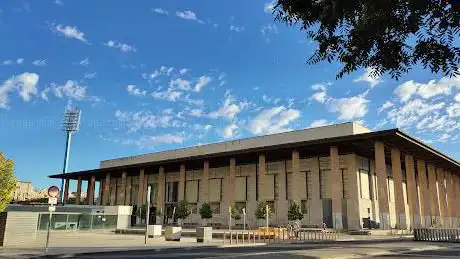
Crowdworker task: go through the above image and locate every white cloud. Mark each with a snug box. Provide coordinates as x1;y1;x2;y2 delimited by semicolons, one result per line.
309;119;330;128
175;10;204;23
127;84;146;96
78;58;90;66
230;25;244;32
222;123;238;138
115;110;184;132
144;66;174;80
264;1;276;13
447;103;460;117
261;24;278;35
135;133;185;147
328;95;369;120
53;24;89;43
311;91;328;104
1;60;13;66
208;93;242;120
84;72;97;79
194;76;212;92
52;80;87;100
40;87;50;101
104;40;136;53
353;68;382;87
179;68;189;74
16;58;24;65
151;89;182;102
55;0;64;6
248;106;300;134
169;78;192;91
378;101;394;113
32;59;47;66
0;72;39;108
387;99;446;128
456;93;460;102
152;8;168;15
394;76;460;102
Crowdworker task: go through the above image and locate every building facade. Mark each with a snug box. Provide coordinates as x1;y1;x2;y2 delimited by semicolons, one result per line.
50;123;460;230
13;181;33;201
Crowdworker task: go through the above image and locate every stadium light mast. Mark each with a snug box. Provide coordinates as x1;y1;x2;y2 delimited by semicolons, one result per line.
60;107;81;203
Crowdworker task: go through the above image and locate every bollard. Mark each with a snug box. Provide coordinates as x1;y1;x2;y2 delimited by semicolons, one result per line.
242;231;245;243
236;231;239;244
230;231;233;244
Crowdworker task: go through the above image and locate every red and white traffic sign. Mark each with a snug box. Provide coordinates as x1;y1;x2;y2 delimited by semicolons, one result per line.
47;186;60;205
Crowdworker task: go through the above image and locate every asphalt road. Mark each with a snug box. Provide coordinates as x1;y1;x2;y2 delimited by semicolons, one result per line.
34;240;460;259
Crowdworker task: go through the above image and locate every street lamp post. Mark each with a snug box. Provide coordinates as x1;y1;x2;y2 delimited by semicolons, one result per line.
59;108;81;204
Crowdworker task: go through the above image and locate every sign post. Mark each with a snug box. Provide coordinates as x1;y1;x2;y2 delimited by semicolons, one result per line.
45;186;60;253
265;204;269;229
242;208;246;232
145;186;151;245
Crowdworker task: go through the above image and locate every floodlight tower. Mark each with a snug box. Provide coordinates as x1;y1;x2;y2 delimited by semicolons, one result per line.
60;108;81;203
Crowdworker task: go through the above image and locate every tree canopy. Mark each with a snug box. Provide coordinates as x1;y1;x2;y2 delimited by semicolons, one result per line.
0;152;16;212
275;0;460;79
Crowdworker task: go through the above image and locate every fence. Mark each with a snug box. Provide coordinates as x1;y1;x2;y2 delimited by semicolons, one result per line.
414;229;460;242
223;228;340;244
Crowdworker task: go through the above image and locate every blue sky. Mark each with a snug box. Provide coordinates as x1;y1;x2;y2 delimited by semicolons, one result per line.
1;0;459;190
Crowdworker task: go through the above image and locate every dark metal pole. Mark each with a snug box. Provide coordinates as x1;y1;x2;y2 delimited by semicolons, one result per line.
60;132;72;203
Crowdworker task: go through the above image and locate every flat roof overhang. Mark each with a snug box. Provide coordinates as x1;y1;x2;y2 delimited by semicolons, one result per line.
48;129;460;181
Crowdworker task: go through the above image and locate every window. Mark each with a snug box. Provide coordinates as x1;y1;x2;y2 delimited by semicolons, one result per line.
341;168;349;199
185;180;199;203
148;183;158;204
165;181;178;203
188;203;198;214
210;202;220;214
320;169;331;199
301;200;308;214
235;177;247;201
359;169;370;199
209;178;222;202
302;171;312;200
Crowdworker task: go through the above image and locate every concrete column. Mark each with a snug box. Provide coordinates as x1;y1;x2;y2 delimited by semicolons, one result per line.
157;167;165;214
291;150;301;203
427;164;441;226
87;176;95;205
446;171;454;227
391;148;407;229
258;154;266;201
103;173;111;205
330;146;343;229
374;141;390;229
229;157;236;205
143;174;149;205
126;176;132;205
138;169;145;206
97;180;103;205
63;178;70;203
120;172;127;205
345;154;361;230
179;164;185;201
110;178;116;206
437;168;448;227
277;158;288;225
309;156;322;226
404;155;419;228
76;176;82;205
417;160;431;227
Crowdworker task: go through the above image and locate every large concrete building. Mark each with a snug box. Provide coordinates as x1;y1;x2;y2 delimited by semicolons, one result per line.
49;123;460;230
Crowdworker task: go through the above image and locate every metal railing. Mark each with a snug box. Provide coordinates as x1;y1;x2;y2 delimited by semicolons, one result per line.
223;228;340;244
414;228;460;242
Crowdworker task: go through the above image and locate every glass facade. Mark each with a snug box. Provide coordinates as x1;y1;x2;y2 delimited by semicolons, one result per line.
37;213;118;231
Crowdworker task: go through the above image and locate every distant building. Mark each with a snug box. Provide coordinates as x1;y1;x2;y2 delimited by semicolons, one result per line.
13;181;33;201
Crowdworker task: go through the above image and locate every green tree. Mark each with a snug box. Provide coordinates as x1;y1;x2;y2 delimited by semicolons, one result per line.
287;201;304;221
255;201;273;219
0;152;16;212
274;0;460;79
175;200;190;220
199;203;213;220
230;204;241;220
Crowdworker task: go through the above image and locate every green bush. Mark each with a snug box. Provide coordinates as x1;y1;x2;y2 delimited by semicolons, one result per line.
230;204;241;220
288;201;304;221
199;203;213;219
255;201;272;219
175;200;190;220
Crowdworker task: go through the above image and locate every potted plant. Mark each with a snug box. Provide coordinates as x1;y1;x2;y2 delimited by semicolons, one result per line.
255;201;272;228
197;202;213;242
165;201;189;241
288;201;304;228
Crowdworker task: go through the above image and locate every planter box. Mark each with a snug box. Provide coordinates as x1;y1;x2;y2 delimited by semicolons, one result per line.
147;225;162;238
165;226;182;241
196;227;212;243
